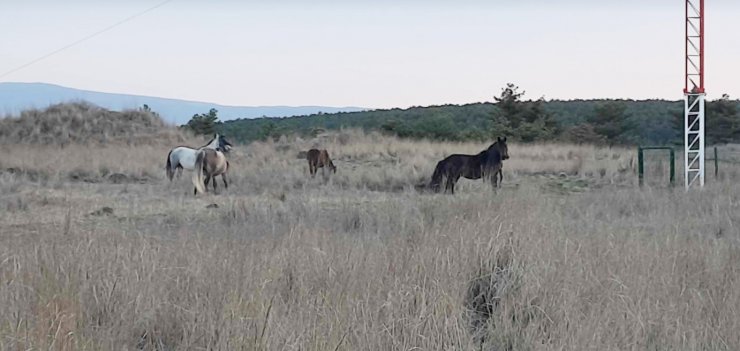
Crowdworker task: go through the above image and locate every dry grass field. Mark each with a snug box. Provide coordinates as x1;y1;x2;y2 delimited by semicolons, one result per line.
1;117;739;350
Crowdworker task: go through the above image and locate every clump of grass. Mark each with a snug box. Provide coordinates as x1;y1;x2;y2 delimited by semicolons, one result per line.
465;235;520;339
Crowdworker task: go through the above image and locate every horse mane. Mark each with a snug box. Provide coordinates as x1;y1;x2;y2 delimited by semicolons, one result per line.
200;134;219;149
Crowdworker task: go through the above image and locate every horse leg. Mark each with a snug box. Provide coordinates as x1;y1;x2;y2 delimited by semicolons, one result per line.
212;175;218;193
445;177;454;194
204;175;211;192
490;172;498;188
222;174;228;189
451;175;462;194
496;168;504;188
176;165;183;179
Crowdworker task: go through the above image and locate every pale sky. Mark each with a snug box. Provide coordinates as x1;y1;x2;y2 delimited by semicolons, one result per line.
1;0;739;109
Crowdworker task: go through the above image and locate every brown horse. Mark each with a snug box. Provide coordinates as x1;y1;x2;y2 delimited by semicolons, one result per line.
192;149;229;195
306;149;336;177
429;137;509;194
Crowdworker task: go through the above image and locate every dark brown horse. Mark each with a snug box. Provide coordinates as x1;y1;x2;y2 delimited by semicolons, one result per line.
306;149;336;177
429;137;509;194
192;149;229;195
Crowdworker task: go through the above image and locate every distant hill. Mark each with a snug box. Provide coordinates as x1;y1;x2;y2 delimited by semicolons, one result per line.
0;82;366;125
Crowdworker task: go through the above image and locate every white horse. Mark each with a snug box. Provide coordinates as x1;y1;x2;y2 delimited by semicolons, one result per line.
166;134;232;181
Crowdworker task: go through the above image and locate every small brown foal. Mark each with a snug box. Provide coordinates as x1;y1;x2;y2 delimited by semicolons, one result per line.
306;149;336;177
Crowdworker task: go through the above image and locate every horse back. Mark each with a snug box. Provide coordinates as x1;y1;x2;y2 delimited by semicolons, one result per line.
199;149;227;174
444;154;481;168
444;153;486;179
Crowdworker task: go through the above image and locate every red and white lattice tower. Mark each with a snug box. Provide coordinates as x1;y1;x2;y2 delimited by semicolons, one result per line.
684;0;705;189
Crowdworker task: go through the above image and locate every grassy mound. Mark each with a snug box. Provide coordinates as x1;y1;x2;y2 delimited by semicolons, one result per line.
0;102;186;145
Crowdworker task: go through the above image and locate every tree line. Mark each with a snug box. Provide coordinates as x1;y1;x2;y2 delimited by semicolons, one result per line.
181;84;740;146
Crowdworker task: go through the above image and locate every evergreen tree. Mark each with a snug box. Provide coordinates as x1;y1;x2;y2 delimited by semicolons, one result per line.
184;108;219;136
493;83;525;131
707;94;740;144
564;124;607;144
491;83;558;142
587;101;635;145
259;121;278;141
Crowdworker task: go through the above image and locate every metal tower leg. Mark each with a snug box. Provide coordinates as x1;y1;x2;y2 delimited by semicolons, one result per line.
684;93;705;189
684;0;704;189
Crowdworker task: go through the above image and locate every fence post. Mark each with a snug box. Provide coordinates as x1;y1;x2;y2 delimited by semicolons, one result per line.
669;148;675;185
714;146;718;179
638;147;644;187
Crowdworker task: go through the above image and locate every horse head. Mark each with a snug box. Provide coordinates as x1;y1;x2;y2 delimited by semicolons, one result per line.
320;150;336;173
204;134;220;150
218;134;233;153
492;136;509;160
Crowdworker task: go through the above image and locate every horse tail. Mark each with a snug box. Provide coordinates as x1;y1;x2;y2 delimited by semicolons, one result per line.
166;149;175;181
192;150;206;195
429;160;446;192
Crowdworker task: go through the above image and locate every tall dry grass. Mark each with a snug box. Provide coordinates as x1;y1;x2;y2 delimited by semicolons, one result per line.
0;129;637;192
0;102;185;146
1;129;739;350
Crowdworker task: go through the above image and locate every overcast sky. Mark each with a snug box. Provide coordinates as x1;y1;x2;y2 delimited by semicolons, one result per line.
1;0;738;108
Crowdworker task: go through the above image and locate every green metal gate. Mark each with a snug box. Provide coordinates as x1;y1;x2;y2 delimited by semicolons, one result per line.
638;146;675;187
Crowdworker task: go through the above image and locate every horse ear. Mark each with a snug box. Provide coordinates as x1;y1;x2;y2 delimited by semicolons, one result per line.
497;136;502;142
503;137;507;142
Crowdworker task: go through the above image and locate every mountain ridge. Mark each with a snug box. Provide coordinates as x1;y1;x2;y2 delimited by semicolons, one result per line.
0;82;366;125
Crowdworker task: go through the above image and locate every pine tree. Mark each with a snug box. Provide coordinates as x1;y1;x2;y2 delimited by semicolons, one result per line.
707;94;740;144
587;101;635;145
184;108;219;136
491;83;558;142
